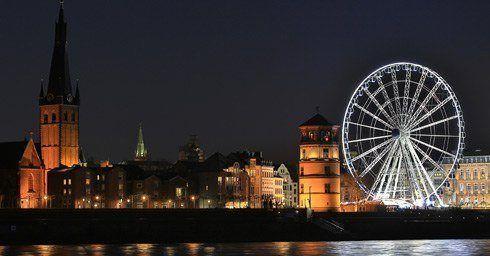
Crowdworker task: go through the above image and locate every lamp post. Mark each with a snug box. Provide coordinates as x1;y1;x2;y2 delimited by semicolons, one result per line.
191;196;196;209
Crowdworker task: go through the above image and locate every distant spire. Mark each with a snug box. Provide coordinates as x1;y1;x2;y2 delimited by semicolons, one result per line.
134;122;148;161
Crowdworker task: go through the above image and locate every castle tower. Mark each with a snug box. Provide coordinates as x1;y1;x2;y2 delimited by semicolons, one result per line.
134;123;149;161
298;112;341;212
39;1;80;169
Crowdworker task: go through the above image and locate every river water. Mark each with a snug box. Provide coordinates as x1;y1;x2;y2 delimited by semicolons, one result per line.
1;240;489;255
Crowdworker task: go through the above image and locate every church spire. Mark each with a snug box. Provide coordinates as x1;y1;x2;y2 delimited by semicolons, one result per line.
44;0;75;105
134;123;149;161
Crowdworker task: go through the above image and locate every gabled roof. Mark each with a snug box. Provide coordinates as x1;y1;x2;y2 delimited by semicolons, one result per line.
299;113;332;127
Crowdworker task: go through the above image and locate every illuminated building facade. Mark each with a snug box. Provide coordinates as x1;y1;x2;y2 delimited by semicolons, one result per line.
298;113;341;212
442;152;489;209
276;164;298;208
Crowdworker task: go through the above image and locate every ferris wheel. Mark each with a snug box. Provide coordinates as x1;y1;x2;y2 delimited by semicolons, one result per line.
341;62;465;207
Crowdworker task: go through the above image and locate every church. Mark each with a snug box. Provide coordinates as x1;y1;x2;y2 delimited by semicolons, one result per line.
0;2;80;208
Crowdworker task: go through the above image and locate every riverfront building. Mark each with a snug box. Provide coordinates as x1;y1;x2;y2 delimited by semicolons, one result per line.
298;112;341;212
442;151;489;209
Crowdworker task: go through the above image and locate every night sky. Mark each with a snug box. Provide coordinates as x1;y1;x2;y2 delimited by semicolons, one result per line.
1;1;489;164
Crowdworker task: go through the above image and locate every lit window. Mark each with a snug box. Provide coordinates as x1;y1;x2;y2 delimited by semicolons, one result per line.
63;189;66;195
85;178;90;185
71;113;75;122
68;179;71;185
176;187;184;197
482;183;486;191
474;170;478;180
118;184;123;190
205;185;209;191
63;179;67;185
97;175;100;181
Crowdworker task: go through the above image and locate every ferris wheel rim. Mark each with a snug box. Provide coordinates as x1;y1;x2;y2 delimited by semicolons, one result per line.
341;62;465;206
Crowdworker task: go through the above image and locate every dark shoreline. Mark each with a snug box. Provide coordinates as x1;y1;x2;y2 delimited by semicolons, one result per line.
0;209;488;245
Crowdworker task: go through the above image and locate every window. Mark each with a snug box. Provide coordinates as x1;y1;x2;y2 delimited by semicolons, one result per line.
43;114;48;123
324;166;331;175
28;174;34;192
309;132;314;140
71;113;76;122
302;149;306;159
300;167;304;176
176;187;184;197
85;178;90;185
481;171;486;179
466;170;470;180
118;184;124;190
459;184;464;192
137;182;143;189
205;185;209;191
101;184;105;190
68;179;71;185
482;183;486;191
63;179;67;185
474;184;479;192
68;189;72;195
63;112;68;121
323;148;329;158
467;184;471;192
324;183;331;193
474;170;478;180
51;113;56;122
300;184;304;194
97;175;100;181
101;175;105;181
63;189;67;195
460;170;464;180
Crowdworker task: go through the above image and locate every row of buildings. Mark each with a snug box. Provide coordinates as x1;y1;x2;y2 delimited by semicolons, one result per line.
0;2;487;212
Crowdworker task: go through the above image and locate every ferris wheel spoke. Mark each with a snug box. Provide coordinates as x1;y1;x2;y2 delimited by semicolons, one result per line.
405;141;431;198
408;81;442;125
401;68;412;123
410;115;459;133
391;150;403;197
363;88;397;126
410;134;459;138
376;76;400;126
351;138;393;162
410;141;446;174
359;140;394;178
347;122;392;133
407;69;428;118
407;141;444;205
354;104;394;130
400;143;424;200
409;96;452;130
409;137;456;158
389;69;403;119
382;149;401;196
375;141;399;196
348;134;392;144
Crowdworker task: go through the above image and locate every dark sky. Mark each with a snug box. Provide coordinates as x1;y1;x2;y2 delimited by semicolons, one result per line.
1;1;489;164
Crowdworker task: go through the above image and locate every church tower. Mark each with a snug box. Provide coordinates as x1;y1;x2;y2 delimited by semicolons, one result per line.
39;1;80;169
134;123;149;161
298;112;341;212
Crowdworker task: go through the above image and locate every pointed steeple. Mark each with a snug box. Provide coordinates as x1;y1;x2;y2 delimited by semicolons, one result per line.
74;79;80;105
44;0;75;105
134;123;148;161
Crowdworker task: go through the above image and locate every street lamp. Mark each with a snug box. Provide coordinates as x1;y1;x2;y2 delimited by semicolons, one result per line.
191;196;196;208
207;199;211;208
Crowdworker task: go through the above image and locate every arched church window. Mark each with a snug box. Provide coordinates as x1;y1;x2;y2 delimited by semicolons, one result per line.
52;113;56;122
28;174;35;192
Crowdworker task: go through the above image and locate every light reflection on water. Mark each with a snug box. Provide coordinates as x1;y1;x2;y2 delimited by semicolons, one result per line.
1;240;489;256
